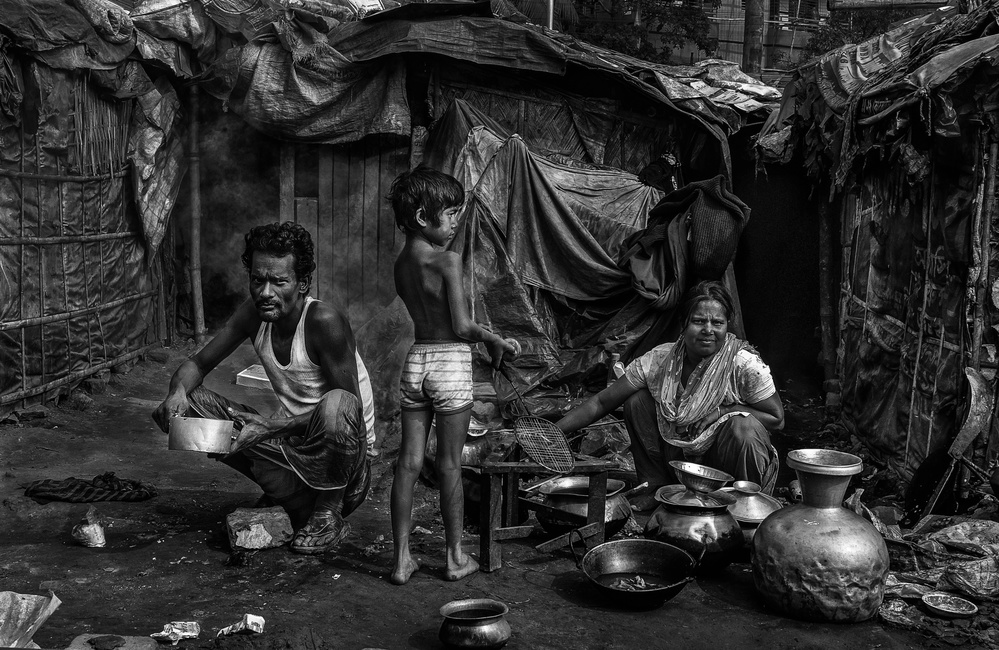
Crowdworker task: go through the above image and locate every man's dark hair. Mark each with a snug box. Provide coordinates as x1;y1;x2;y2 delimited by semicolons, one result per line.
386;165;464;233
680;280;734;325
241;221;316;287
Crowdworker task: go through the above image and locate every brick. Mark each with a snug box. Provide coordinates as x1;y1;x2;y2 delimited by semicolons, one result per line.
226;507;293;550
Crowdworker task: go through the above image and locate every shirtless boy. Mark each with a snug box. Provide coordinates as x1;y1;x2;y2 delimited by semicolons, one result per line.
387;166;518;585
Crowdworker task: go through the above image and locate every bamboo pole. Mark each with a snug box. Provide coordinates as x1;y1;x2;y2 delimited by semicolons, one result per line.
188;86;206;345
0;290;158;331
0;345;157;406
972;141;998;370
817;198;839;406
0;232;134;245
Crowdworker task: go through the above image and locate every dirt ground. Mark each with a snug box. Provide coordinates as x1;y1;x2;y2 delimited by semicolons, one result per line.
0;341;941;650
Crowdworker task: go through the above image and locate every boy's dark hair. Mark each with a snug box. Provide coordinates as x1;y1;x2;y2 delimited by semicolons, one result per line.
680;280;734;325
241;221;316;288
386;165;464;232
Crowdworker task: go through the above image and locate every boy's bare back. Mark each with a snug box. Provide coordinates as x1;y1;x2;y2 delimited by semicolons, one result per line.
395;240;464;342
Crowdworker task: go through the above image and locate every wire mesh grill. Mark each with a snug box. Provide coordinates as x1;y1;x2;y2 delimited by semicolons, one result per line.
515;416;574;473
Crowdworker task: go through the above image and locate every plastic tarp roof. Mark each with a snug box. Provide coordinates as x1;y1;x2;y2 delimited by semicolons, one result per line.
757;1;999;188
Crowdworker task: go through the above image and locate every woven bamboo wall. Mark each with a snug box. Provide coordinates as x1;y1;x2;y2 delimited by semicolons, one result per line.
0;58;160;412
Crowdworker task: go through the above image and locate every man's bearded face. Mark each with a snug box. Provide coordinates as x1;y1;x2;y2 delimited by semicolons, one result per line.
248;252;305;322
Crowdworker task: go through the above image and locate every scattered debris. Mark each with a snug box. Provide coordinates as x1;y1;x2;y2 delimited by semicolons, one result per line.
0;591;61;648
71;505;108;548
16;405;49;420
67;392;95;411
225;550;258;567
216;614;264;638
226;507;293;550
362;534;389;556
412;526;432;535
150;622;199;645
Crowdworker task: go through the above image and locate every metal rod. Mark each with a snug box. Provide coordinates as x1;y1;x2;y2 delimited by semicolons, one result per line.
0;290;157;331
0;345;156;406
188;86;207;345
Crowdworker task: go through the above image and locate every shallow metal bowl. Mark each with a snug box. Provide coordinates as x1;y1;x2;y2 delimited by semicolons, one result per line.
922;592;978;619
669;461;734;493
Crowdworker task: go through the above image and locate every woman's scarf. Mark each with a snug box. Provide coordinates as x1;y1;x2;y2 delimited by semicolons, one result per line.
649;332;746;456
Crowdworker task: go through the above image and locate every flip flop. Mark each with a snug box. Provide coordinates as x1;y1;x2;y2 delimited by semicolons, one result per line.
290;514;351;555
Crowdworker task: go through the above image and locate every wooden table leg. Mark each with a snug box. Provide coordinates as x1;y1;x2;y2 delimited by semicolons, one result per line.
479;473;504;572
502;470;518;527
586;470;608;546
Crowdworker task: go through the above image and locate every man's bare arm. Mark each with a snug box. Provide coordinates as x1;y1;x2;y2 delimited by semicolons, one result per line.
152;299;258;431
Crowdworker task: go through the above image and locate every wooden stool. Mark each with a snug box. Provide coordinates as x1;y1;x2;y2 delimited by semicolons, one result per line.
468;457;619;572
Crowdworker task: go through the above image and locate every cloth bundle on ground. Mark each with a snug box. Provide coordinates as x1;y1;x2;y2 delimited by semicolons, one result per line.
23;471;157;502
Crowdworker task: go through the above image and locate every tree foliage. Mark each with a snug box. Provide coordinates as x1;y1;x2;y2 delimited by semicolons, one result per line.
802;7;927;60
575;0;720;64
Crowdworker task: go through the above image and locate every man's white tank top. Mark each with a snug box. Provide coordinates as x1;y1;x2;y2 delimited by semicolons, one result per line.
253;297;376;446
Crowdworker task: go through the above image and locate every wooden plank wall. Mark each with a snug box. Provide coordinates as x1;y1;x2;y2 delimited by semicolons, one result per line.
280;134;410;327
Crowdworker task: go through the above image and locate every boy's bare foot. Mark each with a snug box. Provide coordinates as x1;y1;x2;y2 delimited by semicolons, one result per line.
445;553;479;581
389;557;421;585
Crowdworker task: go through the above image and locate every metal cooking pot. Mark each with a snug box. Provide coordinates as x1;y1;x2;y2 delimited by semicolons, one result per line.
570;533;699;610
535;476;633;538
644;485;743;571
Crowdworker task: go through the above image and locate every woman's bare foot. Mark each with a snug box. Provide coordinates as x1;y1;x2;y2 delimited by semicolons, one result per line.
444;553;479;581
389;557;421;585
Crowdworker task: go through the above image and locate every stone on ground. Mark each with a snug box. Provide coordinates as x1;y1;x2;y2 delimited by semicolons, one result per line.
226;507;293;550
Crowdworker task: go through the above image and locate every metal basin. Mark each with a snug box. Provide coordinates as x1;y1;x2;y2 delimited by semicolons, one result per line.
572;537;697;610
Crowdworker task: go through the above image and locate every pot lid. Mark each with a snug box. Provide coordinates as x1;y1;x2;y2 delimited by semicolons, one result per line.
721;482;783;523
655;484;735;510
538;476;626;497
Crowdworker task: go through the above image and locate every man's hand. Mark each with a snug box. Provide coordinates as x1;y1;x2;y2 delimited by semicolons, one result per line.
225;407;274;455
152;391;190;433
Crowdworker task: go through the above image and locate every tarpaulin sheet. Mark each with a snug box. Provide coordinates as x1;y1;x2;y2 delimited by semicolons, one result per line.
0;0;133;71
0;57;158;409
220;41;410;143
837;164;972;479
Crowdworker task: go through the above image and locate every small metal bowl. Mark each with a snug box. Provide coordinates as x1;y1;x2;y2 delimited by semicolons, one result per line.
669;461;734;493
922;592;978;619
168;417;234;454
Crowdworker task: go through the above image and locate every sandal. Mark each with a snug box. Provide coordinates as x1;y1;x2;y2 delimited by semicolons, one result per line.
290;513;351;555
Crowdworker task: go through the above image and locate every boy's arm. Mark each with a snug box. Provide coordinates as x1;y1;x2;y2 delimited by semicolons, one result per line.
441;252;513;368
